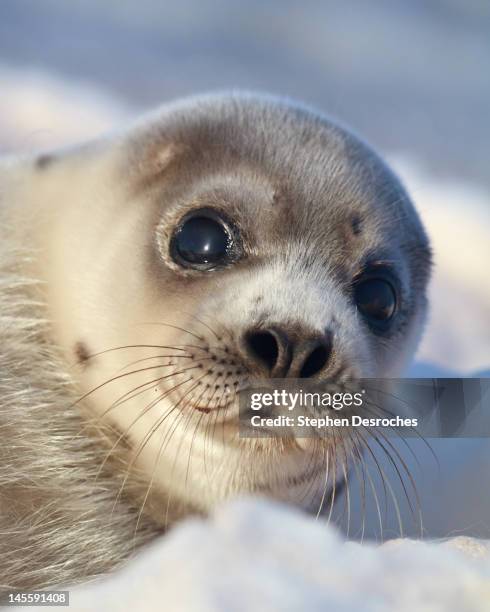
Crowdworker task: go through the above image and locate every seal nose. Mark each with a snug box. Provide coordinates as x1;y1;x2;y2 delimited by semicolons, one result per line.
243;327;331;378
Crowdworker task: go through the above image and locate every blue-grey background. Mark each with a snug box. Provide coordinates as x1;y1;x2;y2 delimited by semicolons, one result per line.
1;0;490;187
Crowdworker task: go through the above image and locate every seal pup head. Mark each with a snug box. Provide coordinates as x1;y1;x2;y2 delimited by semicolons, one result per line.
21;93;431;522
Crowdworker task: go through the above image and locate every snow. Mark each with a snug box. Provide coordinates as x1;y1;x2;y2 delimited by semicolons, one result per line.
25;499;490;612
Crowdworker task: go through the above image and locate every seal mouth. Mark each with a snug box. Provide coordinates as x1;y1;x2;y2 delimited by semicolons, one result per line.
158;378;241;414
190;399;235;413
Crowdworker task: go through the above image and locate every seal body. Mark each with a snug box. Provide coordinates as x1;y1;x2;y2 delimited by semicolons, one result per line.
0;93;431;590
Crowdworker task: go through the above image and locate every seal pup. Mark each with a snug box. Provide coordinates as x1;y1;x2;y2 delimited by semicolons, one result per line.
0;92;431;590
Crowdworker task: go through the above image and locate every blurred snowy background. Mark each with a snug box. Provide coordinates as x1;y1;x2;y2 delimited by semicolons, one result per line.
1;0;489;540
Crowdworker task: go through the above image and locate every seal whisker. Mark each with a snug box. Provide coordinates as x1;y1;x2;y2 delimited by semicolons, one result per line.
355;427;389;539
362;384;438;469
362;400;420;504
296;439;325;507
202;375;224;485
326;428;340;526
184;410;207;490
111;375;202;519
360;426;406;537
133;373;212;536
163;380;214;529
363;413;422;534
137;321;205;343
115;353;194;373
315;446;330;519
352;428;384;541
346;429;367;541
106;364;207;413
72;364;206;440
337;434;351;537
180;311;223;342
71;362;195;407
191;311;236;344
95;372;203;486
76;343;191;363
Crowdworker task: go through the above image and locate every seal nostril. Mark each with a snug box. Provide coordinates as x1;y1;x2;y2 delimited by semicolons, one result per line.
299;343;330;378
244;327;330;378
245;330;279;372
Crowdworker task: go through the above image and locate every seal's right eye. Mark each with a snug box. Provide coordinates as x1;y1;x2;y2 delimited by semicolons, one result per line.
170;208;236;270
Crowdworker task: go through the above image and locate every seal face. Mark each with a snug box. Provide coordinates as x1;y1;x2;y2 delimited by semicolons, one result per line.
5;93;431;534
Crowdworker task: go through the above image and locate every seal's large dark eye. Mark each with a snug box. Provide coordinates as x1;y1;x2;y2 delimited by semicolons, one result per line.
354;277;397;325
170;209;236;270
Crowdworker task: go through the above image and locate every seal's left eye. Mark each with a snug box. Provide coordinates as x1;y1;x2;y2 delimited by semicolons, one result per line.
354;277;397;325
171;209;234;270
